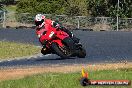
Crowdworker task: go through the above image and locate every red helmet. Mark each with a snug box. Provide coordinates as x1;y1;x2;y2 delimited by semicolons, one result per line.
34;14;45;28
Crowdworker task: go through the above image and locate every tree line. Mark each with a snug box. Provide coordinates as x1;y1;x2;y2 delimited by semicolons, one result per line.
0;0;17;10
0;0;16;5
1;0;132;18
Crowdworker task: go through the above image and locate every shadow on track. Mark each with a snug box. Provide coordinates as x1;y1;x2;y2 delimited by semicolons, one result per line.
35;57;76;61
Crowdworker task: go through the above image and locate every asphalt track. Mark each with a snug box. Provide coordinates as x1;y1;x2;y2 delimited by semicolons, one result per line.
0;28;132;67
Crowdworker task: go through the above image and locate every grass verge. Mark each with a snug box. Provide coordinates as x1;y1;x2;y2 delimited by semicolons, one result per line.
0;68;131;88
0;41;40;60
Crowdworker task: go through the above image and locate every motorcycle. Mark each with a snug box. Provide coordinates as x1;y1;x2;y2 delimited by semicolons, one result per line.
40;26;86;59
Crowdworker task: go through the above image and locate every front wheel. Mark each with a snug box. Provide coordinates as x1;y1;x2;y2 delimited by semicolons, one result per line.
77;46;86;58
51;43;69;59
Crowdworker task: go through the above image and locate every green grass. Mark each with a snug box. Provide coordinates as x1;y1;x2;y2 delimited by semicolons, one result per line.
0;41;40;60
0;68;131;88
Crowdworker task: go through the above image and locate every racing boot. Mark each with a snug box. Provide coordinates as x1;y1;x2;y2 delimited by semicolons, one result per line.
41;47;51;55
41;40;51;55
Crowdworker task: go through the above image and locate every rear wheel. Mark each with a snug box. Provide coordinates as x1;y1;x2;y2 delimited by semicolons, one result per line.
77;46;86;58
51;43;70;59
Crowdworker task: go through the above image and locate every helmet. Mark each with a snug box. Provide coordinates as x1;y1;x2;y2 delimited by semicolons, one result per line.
34;14;45;28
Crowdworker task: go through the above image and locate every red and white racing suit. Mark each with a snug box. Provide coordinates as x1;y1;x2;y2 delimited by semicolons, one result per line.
36;19;53;38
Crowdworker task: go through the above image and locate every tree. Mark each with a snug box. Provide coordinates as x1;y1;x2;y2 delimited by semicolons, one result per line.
87;0;109;17
0;4;3;10
16;0;89;16
65;0;88;16
16;0;67;15
87;0;132;17
16;0;132;17
0;0;15;5
109;0;132;18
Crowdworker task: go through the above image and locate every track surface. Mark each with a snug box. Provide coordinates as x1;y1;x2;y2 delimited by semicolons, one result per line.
0;28;132;67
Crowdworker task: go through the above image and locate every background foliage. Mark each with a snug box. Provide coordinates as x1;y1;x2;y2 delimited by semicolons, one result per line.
0;0;15;5
1;0;131;17
87;0;132;17
0;4;3;10
16;0;67;15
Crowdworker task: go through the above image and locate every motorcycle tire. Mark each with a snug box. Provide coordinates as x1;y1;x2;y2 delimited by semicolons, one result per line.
51;43;69;59
77;46;86;58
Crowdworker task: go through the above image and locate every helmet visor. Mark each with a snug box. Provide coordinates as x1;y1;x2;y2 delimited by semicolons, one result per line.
35;19;44;26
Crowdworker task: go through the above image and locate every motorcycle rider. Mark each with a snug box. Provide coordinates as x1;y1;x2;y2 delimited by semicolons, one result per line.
34;14;79;55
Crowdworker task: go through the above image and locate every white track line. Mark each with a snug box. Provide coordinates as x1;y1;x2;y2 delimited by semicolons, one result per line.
0;53;52;62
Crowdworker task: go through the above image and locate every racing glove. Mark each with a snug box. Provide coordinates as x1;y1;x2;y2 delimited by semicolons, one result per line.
52;21;60;28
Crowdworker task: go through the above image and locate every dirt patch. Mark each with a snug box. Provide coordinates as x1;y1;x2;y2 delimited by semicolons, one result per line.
90;24;112;31
0;62;132;81
5;21;34;28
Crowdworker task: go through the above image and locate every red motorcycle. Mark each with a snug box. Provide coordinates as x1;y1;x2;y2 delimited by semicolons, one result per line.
40;26;86;59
